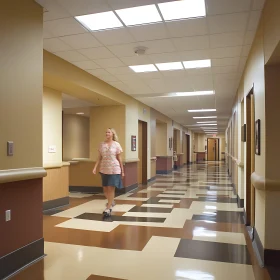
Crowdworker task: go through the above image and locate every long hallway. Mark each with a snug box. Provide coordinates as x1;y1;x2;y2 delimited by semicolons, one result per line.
11;163;270;280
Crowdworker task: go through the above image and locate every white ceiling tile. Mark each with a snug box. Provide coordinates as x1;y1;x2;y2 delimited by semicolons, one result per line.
99;75;119;82
44;17;87;37
106;67;134;75
60;33;102;49
79;47;115;59
244;30;257;45
212;65;239;74
148;52;182;63
208;13;249;34
166;18;208;38
56;0;111;16
43;38;72;52
179;50;211;61
146;79;167;92
123;81;154;94
108;81;131;91
128;23;169;41
172;36;210;52
210;32;245;48
87;69;110;77
252;0;266;10
54;50;87;62
189;74;214;91
239;57;248;69
43;28;55;39
39;0;71;21
72;60;100;70
119;56;152;66
94;57;124;68
205;0;251;15
185;68;212;76
92;28;135;46
108;0;158;10
211;57;240;67
241;45;251;57
210;46;242;58
248;11;262;30
161;70;186;78
135;72;162;80
114;73;141;82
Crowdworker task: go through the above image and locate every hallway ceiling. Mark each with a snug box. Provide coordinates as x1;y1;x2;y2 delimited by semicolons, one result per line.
37;0;265;133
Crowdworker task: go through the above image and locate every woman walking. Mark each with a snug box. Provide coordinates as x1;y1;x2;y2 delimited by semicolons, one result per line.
92;128;124;217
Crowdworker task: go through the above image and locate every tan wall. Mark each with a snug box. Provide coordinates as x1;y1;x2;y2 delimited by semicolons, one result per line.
90;106;125;160
0;0;43;170
156;123;167;156
43;166;69;202
43;87;62;165
63;114;90;161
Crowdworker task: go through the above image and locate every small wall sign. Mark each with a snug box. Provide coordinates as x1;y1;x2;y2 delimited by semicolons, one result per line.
131;135;136;151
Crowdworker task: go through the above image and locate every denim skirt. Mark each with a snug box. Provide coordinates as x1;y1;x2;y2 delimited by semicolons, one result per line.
100;173;123;189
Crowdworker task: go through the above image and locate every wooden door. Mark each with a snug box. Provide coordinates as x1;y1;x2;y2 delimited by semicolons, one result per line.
215;139;220;160
142;121;148;184
186;134;190;163
208;138;216;161
138;121;143;184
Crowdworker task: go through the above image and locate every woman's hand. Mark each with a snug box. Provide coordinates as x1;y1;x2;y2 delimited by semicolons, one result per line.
122;172;125;178
92;168;96;175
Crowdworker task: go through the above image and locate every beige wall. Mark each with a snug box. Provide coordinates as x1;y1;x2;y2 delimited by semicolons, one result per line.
156;122;167;156
63;114;90;161
43;87;62;166
90;106;125;161
0;0;43;170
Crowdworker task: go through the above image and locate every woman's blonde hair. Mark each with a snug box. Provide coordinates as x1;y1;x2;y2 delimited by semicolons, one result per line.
109;128;119;142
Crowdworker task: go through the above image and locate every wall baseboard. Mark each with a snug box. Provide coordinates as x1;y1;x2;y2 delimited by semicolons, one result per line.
43;196;69;212
147;176;156;183
252;227;264;267
156;170;173;175
0;238;44;280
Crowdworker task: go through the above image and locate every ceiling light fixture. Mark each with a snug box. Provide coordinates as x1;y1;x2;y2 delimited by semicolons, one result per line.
197;121;217;124
188;109;216;112
155;62;183;71
158;0;206;21
193;116;217;119
199;124;217;126
183;59;211;69
115;4;162;26
129;64;158;73
76;112;85;115
176;90;214;97
75;11;123;31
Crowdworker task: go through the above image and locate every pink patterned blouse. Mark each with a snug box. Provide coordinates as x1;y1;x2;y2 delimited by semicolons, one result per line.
99;141;123;175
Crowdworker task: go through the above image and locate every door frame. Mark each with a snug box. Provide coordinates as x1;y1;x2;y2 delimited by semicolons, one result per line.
207;138;220;161
138;120;148;185
186;134;190;164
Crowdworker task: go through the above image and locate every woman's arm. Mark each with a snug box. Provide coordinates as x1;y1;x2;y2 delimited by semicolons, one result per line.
93;153;101;174
117;153;125;177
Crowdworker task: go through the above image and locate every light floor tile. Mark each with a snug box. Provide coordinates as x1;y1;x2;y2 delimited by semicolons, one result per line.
123;212;170;218
159;199;181;203
141;204;174;208
190;201;243;212
69;192;94;198
157;194;189;199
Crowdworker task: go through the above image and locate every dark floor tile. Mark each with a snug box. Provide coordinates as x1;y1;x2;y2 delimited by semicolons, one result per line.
145;197;175;204
75;213;166;223
43;208;66;215
128;206;173;213
175;239;251;265
192;211;243;224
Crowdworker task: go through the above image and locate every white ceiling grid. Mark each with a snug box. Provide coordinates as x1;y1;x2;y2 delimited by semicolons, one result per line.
37;0;266;132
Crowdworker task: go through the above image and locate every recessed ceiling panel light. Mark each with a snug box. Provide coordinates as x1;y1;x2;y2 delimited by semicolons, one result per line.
176;90;214;97
199;124;217;126
183;59;211;69
197;121;217;124
129;64;158;73
188;109;216;112
75;11;123;31
156;62;183;71
193;116;217;119
76;112;84;115
158;0;206;21
115;5;162;26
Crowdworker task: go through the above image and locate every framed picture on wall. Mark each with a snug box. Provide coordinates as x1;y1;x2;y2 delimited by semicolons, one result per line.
255;119;260;155
131;135;136;151
241;124;246;142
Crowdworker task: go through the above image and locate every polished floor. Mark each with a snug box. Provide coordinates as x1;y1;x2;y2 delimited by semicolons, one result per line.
11;163;272;280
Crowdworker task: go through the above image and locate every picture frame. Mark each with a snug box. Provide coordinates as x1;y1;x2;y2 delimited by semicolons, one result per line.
131;135;136;151
255;119;260;155
241;124;246;142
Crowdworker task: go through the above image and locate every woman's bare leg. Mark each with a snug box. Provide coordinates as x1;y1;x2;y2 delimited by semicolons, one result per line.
107;186;115;208
103;187;108;199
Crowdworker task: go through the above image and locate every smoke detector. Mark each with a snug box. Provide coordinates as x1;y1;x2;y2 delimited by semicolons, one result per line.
134;46;148;56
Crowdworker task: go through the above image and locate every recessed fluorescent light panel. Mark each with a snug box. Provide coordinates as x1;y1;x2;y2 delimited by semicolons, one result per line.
193;116;217;119
197;121;217;124
156;62;183;71
200;124;217;126
158;0;206;21
76;112;84;115
188;109;216;112
115;5;162;26
176;91;214;97
129;64;158;73
75;11;123;31
183;59;211;69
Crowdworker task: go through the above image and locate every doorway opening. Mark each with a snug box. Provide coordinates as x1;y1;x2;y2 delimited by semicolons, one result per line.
245;88;255;231
138;120;148;185
186;134;190;164
207;138;220;161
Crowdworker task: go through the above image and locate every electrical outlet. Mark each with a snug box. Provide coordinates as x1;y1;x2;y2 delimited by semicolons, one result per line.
5;210;11;222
